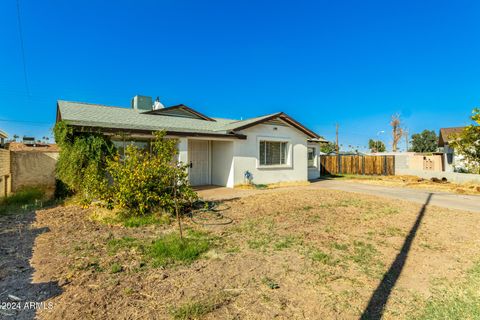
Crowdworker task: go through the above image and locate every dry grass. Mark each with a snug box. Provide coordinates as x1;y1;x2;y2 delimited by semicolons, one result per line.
8;188;479;319
235;180;310;190
337;174;480;195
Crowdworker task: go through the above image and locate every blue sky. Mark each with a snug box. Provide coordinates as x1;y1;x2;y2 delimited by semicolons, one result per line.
1;0;479;151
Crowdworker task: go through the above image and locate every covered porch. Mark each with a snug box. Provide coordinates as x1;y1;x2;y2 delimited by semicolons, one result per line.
179;138;235;188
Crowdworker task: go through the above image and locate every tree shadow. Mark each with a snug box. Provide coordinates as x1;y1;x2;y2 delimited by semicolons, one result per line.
360;193;433;320
0;211;62;319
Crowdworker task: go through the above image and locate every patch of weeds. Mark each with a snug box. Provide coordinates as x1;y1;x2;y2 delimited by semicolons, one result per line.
337;198;365;208
261;293;272;302
170;294;231;320
76;259;103;272
350;240;384;276
274;235;302;250
225;246;240;254
331;242;349;251
147;231;211;267
0;186;47;215
110;262;123;273
107;236;140;254
363;206;400;221
123;287;135;295
324;226;335;234
419;241;444;251
309;214;322;223
248;236;273;250
121;213;171;227
262;277;280;289
413;261;480;320
301;205;313;211
92;208;171;227
310;249;338;266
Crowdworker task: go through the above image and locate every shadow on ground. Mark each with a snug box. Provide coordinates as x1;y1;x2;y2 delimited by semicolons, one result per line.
360;193;433;319
0;211;62;319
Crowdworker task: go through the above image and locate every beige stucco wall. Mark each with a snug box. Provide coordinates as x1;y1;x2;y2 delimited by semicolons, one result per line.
0;149;11;197
409;154;443;172
10;151;59;193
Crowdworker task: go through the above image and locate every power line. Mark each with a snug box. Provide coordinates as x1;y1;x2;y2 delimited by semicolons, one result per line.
0;118;52;125
16;0;30;96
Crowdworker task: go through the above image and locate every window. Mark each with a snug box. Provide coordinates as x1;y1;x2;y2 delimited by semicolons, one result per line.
308;147;315;167
259;141;287;165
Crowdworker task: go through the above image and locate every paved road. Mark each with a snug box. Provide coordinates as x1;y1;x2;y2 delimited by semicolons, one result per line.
310;179;480;213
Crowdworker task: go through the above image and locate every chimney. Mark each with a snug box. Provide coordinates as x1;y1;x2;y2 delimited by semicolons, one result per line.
131;95;153;111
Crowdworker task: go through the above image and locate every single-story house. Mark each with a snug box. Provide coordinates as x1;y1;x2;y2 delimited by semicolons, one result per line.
0;130;7;148
438;127;466;172
56;96;325;187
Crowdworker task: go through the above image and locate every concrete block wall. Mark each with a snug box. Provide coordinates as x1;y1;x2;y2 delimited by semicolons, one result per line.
0;149;11;197
10;151;59;194
396;169;480;184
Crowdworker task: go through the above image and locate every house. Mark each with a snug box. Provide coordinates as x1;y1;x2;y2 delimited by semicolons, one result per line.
438;127;466;172
56;96;325;187
0;130;7;148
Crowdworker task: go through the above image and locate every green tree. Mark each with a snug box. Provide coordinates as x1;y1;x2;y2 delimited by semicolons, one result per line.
368;139;386;153
319;141;336;154
411;130;438;152
53;121;115;200
106;131;196;216
449;108;480;174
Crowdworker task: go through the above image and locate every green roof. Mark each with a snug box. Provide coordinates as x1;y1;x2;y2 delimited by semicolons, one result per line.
57;100;321;139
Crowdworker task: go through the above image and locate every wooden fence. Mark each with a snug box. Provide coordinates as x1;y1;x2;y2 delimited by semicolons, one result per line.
320;155;395;176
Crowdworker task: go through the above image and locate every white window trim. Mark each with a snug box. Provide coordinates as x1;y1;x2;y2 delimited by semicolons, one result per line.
256;136;293;169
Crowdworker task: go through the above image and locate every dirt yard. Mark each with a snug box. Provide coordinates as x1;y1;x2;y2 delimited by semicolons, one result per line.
2;187;480;319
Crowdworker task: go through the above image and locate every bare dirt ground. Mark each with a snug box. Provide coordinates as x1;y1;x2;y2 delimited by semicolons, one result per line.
2;187;480;319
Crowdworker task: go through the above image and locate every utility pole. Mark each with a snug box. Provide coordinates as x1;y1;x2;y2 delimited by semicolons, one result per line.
404;130;409;152
335;123;339;153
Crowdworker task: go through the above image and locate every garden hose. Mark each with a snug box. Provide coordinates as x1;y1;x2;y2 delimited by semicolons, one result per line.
189;200;233;226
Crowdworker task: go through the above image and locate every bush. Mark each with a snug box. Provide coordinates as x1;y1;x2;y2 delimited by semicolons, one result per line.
105;131;197;216
54;121;114;201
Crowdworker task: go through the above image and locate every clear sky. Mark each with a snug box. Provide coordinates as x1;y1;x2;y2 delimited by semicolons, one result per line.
1;0;479;151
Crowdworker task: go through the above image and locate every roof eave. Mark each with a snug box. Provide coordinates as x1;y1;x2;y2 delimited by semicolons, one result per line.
67;123;247;140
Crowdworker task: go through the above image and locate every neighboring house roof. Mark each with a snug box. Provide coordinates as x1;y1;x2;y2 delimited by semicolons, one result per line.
0;130;7;139
56;100;322;139
438;127;465;147
8;142;59;152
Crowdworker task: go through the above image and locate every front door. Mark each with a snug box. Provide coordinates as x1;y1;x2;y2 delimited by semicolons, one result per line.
188;140;210;186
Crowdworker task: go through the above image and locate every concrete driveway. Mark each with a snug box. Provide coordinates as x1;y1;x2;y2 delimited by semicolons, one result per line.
309;179;480;213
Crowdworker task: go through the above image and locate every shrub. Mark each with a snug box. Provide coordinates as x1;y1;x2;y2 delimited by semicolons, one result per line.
54;121;114;200
106;131;197;216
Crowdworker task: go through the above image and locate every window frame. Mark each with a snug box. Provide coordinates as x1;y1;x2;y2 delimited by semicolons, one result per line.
308;146;316;167
257;137;292;169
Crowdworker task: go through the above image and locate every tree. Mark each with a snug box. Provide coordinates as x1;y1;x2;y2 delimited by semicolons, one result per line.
390;114;403;152
13;134;19;142
319;141;336;154
410;130;438;152
449;108;480;173
368;139;386;153
53;121;116;199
